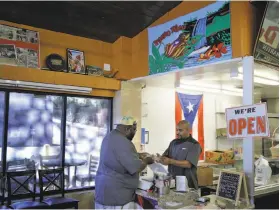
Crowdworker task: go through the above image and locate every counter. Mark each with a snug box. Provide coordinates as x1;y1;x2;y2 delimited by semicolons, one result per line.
200;175;279;209
204;175;279;197
254;175;279;197
135;189;252;209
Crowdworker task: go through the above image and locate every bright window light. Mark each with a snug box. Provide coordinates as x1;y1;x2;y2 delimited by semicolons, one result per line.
235;74;279;86
176;84;242;96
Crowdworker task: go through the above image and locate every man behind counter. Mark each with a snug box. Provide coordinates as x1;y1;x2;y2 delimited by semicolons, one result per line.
159;120;202;189
95;116;154;209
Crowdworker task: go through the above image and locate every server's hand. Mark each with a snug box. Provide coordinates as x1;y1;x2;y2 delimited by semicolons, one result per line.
153;153;161;163
160;156;171;165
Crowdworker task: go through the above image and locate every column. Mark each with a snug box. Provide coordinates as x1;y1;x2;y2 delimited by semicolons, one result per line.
242;56;255;206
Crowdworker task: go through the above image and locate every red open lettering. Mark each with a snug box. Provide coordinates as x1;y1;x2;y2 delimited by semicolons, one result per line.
229;119;237;136
256;116;266;134
247;117;255;134
238;118;246;135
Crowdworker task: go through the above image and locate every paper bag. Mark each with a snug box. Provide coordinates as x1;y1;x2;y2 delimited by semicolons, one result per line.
255;156;272;186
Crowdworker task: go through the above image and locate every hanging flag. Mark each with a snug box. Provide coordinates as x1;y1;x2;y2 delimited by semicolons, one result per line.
175;92;204;160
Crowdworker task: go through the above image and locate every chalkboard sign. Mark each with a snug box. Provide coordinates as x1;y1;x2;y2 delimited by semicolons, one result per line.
216;170;247;206
217;172;241;201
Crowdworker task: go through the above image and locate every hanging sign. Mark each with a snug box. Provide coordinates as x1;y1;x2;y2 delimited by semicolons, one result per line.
226;103;269;138
147;1;232;75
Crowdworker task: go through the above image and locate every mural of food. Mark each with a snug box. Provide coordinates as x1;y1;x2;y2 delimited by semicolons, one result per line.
148;1;232;75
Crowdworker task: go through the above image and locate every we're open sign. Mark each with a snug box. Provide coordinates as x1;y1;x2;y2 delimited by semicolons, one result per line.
226;103;270;138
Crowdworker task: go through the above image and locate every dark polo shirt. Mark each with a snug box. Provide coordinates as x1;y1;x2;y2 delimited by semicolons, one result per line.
95;129;142;206
162;136;201;189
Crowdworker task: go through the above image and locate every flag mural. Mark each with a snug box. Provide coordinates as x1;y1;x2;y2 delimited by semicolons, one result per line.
175;92;204;160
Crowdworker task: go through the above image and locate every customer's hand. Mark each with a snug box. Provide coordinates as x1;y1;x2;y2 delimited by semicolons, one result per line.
138;152;150;160
143;156;154;165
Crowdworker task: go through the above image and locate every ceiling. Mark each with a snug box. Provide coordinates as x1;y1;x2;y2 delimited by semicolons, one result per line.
0;1;182;43
130;58;279;99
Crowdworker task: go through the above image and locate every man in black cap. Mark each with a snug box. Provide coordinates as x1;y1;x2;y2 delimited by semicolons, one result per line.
95;116;154;209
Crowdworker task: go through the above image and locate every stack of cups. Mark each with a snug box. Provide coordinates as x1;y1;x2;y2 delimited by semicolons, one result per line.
176;176;188;192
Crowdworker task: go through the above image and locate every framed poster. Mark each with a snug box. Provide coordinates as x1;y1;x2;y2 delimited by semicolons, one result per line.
0;24;40;68
67;48;86;74
253;1;279;67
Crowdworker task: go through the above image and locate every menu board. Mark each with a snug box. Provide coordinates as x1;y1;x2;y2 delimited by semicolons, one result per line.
0;24;40;68
216;170;243;206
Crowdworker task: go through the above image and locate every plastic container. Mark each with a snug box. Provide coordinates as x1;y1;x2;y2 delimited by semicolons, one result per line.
176;176;188;192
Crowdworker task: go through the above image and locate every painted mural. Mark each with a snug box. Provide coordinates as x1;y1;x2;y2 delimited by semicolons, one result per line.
148;1;232;75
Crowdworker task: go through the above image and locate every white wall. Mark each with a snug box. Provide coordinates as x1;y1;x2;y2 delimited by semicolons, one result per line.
113;82;142;151
141;86;243;157
141;87;175;155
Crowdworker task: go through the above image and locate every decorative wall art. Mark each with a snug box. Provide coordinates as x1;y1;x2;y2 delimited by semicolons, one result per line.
86;65;103;76
46;53;65;71
148;1;232;75
67;49;86;74
0;24;40;68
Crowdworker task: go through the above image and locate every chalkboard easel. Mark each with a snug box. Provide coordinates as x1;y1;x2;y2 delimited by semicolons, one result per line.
216;170;249;207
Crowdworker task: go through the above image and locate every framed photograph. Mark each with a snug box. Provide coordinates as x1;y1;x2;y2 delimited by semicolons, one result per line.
0;44;17;65
16;47;28;67
67;48;86;74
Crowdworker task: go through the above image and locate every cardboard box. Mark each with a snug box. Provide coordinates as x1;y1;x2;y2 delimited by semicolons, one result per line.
205;150;235;164
197;166;213;186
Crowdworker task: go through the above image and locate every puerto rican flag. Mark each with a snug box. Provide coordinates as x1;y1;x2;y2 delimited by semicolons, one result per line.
175;92;204;160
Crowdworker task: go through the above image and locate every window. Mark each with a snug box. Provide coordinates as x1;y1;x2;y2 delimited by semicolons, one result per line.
65;97;111;189
0;89;112;192
7;92;63;173
0;92;5;171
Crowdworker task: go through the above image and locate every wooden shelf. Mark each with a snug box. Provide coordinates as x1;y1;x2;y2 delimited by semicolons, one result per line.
0;65;121;90
268;113;279;118
0;65;121;97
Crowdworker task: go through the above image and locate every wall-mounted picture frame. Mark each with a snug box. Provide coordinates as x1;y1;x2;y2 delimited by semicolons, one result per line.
67;48;86;74
0;24;40;68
